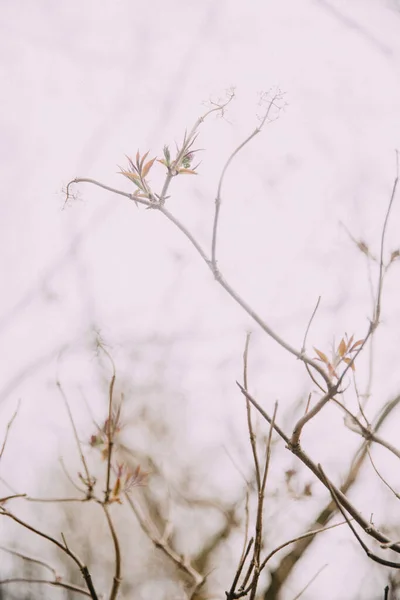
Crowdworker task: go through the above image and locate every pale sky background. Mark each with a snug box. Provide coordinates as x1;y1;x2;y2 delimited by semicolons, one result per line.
1;1;400;599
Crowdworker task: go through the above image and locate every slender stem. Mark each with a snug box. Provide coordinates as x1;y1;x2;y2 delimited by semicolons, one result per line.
0;545;58;578
56;381;93;494
375;150;399;325
102;505;122;600
301;296;321;353
98;345;117;504
0;400;20;461
292;564;327;600
260;522;344;573
227;538;254;599
249;403;278;600
291;386;337;447
124;491;204;589
211;90;283;268
67;178;151;207
0;578;91;596
0;509;99;599
243;333;261;491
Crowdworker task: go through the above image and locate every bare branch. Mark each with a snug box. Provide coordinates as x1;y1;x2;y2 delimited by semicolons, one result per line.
248;402;278;600
0;509;99;599
0;545;57;578
301;296;321;355
260;522;345;574
227;538;254;599
319;465;400;568
0;577;91;596
367;447;400;501
237;385;400;554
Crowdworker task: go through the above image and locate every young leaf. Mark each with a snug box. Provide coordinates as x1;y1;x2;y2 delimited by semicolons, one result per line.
139;150;149;172
327;363;338;379
338;338;346;357
119;169;140;182
142;157;157;178
343;357;356;371
178;168;198;175
112;476;121;499
350;340;364;351
313;347;329;364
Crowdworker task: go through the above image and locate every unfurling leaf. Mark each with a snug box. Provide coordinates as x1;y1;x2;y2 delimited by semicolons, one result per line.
350;340;364;351
178;168;198;175
163;145;171;164
139;150;149;171
119;169;139;182
390;250;400;262
357;240;369;256
313;347;329;364
112;476;121;499
142;157;157;178
343;357;356;371
338;338;346;357
327;363;339;379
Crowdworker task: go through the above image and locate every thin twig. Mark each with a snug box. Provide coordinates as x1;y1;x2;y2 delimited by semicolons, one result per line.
367;447;400;501
211;90;284;267
97;343;117;504
25;496;92;503
290;385;337;447
59;457;86;494
235;522;346;599
375;150;399;326
333;397;400;461
243;333;261;491
0;546;57;578
0;494;26;503
248;402;278;600
0;509;99;599
227;538;254;600
301;297;326;392
124;491;204;590
0;400;20;462
291;564;327;600
260;522;345;573
239;490;251;568
0;578;91;596
301;296;321;354
319;465;400;568
102;504;122;600
56;381;94;497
